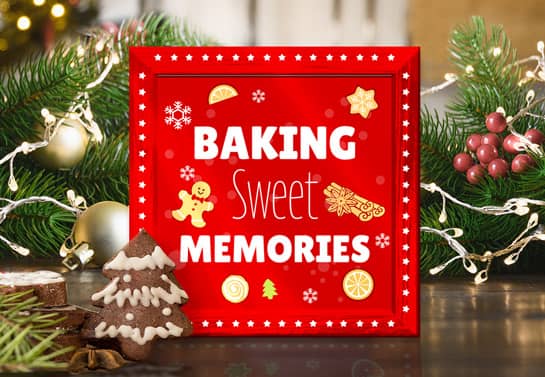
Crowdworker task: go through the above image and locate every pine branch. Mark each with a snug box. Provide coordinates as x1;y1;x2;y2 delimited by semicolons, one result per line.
448;16;525;131
89;15;212;137
420;109;468;193
62;134;128;204
0;290;72;372
0;45;87;153
0;14;209;258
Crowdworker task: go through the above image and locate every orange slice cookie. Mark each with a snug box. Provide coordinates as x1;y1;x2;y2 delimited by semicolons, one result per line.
342;269;374;301
208;84;238;104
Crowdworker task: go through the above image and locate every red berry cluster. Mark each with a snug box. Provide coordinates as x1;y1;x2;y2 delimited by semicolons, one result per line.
453;112;544;184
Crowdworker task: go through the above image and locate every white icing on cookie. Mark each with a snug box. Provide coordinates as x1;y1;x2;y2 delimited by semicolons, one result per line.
95;321;184;345
0;271;65;286
125;313;134;321
91;275;188;307
162;307;172;316
123;274;131;283
104;246;175;271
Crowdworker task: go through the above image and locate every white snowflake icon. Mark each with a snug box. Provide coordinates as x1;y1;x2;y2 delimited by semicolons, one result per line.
252;89;266;103
179;165;195;181
303;288;318;304
164;100;192;129
375;233;390;248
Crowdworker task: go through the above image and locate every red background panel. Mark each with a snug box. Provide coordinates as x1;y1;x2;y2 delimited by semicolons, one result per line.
129;47;420;336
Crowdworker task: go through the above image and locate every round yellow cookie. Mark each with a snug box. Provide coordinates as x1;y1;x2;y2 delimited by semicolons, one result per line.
342;269;374;301
221;275;249;304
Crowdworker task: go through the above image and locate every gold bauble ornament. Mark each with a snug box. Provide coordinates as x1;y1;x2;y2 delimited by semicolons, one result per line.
32;118;89;170
73;201;129;266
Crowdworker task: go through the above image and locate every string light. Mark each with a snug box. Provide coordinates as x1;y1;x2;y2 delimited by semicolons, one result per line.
421;183;545;284
33;0;46;6
421;182;545;221
501;91;545;157
95;40;104;52
422;41;545;95
0;189;96;269
50;3;65;18
420;73;457;96
16;16;31;31
0;191;85;256
76;45;85;57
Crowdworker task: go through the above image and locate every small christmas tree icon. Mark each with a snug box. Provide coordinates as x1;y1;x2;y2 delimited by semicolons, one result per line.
262;279;278;300
87;229;192;360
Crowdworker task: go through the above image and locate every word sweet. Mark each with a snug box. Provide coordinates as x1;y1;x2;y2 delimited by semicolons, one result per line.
179;234;371;264
194;125;357;160
232;168;318;220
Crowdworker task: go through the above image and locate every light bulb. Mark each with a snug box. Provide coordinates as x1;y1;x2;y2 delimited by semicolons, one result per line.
16;16;31;31
33;0;46;6
51;3;65;18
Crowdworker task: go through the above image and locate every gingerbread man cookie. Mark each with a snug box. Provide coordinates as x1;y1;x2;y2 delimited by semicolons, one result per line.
172;181;214;228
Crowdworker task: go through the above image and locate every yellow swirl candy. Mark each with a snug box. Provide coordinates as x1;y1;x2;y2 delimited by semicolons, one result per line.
221;275;249;304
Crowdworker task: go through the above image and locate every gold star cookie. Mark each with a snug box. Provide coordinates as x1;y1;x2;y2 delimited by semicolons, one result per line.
346;87;378;118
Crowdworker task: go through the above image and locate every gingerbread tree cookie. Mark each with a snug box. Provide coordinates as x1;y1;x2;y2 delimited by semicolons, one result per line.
87;229;192;360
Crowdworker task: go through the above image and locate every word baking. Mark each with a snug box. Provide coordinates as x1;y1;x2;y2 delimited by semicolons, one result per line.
180;234;371;263
232;168;318;220
194;125;357;160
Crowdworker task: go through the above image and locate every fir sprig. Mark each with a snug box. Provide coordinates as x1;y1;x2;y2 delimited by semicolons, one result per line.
0;45;86;150
448;16;525;131
0;290;72;372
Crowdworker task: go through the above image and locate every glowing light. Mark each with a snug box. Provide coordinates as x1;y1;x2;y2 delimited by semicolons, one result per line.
33;0;46;6
492;47;502;57
51;3;65;18
16;16;31;31
95;40;104;52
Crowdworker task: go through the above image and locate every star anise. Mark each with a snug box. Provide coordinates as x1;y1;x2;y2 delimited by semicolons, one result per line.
325;187;358;216
69;346;126;372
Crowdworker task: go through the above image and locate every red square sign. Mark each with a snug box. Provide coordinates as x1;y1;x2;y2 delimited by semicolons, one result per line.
129;47;419;336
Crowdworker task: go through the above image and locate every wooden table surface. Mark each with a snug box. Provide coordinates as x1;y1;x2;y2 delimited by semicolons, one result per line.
15;268;545;376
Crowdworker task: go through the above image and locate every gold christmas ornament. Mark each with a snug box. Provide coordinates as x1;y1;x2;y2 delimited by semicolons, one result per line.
73;201;129;266
32;117;90;170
